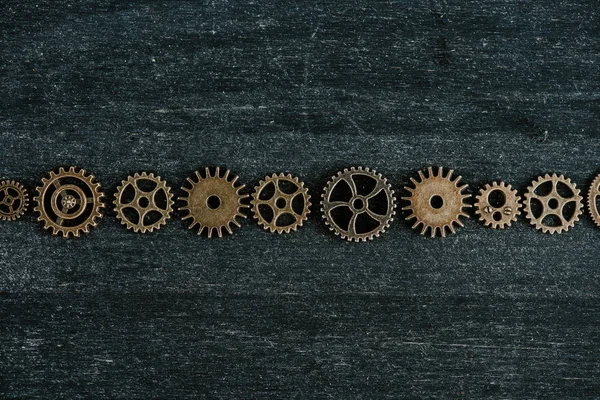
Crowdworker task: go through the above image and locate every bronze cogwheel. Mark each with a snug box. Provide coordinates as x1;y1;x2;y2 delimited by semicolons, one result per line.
321;167;395;242
34;166;104;237
524;173;583;234
114;172;174;233
589;173;600;228
474;181;521;229
0;180;29;221
403;167;471;238
251;173;311;234
180;167;249;238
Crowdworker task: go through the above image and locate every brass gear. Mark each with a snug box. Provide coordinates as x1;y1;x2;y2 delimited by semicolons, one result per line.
589;173;600;228
321;167;395;242
475;181;522;229
114;172;174;233
0;180;29;221
402;167;471;238
251;173;311;234
34;166;104;237
180;167;249;238
524;173;583;234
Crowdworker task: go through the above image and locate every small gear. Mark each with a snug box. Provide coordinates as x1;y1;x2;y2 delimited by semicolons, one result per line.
0;180;29;221
475;181;522;229
34;166;104;237
589;174;600;228
321;167;395;242
524;173;583;234
114;172;174;233
251;173;311;234
180;167;249;238
402;167;471;238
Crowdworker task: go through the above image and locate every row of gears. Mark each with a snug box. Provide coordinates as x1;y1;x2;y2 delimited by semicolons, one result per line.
0;166;598;240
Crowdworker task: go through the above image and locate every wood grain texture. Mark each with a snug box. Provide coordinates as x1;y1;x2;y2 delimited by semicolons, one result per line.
1;1;599;398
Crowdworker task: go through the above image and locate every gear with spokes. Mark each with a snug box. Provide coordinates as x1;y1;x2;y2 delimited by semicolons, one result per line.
251;173;311;234
403;167;471;238
0;180;29;221
114;172;174;233
321;167;395;242
524;173;583;234
475;181;521;229
180;167;249;238
589;174;600;228
34;167;104;237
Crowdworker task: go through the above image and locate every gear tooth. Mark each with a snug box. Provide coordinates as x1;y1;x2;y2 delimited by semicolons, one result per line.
418;170;426;181
427;167;434;177
437;166;443;177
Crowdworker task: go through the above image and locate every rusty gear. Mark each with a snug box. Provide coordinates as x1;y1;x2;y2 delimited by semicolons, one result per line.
475;181;521;229
403;167;471;238
34;167;104;237
524;173;583;234
321;167;395;242
251;173;311;234
114;172;174;233
180;167;249;238
589;174;600;228
0;180;29;221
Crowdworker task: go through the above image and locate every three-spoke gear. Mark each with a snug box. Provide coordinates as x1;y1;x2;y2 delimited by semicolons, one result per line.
321;167;395;242
34;167;104;237
180;167;249;238
251;173;311;234
403;167;471;238
0;180;29;221
114;172;174;233
475;181;521;229
524;173;583;234
589;174;600;228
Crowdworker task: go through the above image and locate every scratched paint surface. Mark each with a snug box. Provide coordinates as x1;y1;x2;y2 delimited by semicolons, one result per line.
1;1;599;398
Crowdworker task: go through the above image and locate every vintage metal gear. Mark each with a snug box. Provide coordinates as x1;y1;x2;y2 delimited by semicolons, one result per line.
180;167;249;238
321;167;395;242
0;180;29;221
34;167;104;237
474;181;521;229
114;172;174;233
251;173;311;234
589;174;600;228
403;167;471;238
524;173;583;234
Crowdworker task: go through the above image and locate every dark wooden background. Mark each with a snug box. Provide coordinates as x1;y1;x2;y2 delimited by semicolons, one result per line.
1;1;599;398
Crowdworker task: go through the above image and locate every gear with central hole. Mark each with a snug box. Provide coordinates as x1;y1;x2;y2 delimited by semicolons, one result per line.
34;166;104;237
402;167;471;238
524;173;583;234
0;180;29;221
180;167;249;238
321;167;395;242
475;181;521;229
588;173;600;228
114;172;174;233
251;173;311;234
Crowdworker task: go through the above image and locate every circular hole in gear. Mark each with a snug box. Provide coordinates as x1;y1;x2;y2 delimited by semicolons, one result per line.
278;180;298;195
541;214;562;227
329;179;353;202
548;198;559;209
291;195;305;215
430;195;444;209
488;189;506;208
206;195;221;210
138;197;150;208
351;174;377;196
556;182;575;198
562;201;576;221
144;210;163;226
122;207;140;225
258;204;274;223
136;179;158;193
355;212;380;234
493;212;503;221
276;213;296;227
352;198;364;210
275;198;286;209
330;206;353;231
258;182;275;201
529;198;544;219
534;181;553;197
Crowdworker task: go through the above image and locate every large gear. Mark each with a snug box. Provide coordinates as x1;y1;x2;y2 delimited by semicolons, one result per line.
34;166;104;237
402;167;471;238
251;173;311;234
475;181;521;229
114;172;174;233
524;173;583;234
180;167;249;238
0;180;29;221
589;173;600;228
321;167;395;242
